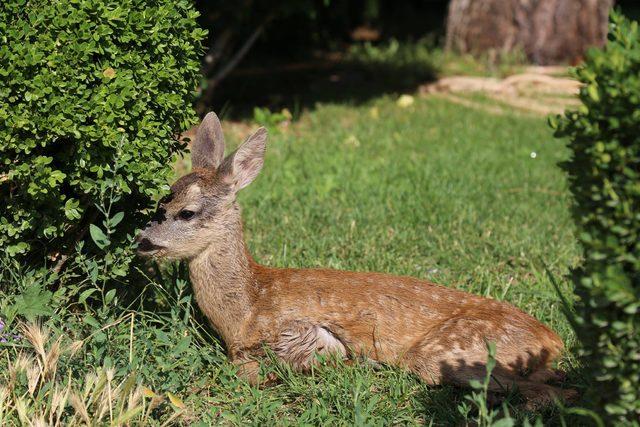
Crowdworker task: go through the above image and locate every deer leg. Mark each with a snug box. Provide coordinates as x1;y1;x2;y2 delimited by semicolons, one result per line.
515;379;578;410
232;358;261;385
232;358;277;386
527;367;567;384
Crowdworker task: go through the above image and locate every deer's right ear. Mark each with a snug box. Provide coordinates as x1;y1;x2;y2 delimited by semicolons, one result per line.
191;112;225;170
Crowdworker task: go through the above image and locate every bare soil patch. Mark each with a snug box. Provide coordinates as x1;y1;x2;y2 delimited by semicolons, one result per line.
420;66;581;116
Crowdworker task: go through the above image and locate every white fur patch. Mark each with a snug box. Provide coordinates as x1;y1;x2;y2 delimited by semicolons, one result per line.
274;324;346;370
185;183;202;199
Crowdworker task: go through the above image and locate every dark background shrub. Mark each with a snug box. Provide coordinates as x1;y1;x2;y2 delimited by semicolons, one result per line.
551;11;639;423
194;0;640;116
0;0;205;277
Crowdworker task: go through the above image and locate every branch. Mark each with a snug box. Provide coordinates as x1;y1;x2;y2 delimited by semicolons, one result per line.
51;210;98;276
198;14;275;112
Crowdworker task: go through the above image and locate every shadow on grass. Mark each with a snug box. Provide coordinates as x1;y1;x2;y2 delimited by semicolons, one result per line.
208;54;438;120
414;370;592;426
414;385;467;425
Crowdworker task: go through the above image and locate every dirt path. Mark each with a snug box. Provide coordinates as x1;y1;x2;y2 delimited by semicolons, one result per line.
420;66;581;116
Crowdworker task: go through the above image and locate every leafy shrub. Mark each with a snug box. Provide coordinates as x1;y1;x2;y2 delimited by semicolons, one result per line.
551;11;640;423
346;37;438;87
0;0;206;277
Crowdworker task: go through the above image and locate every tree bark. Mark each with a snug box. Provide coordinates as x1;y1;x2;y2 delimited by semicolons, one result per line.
445;0;614;65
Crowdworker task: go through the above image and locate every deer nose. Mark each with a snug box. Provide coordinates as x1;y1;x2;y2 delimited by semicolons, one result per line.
135;236;154;252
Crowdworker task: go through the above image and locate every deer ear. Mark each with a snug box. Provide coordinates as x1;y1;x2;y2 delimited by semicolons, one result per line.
191;112;225;170
223;127;267;191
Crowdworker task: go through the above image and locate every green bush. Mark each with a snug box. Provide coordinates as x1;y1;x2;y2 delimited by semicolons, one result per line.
0;0;205;276
551;11;639;423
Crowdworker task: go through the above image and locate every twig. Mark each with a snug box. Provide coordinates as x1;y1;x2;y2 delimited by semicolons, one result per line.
52;254;69;275
129;312;134;365
50;210;98;275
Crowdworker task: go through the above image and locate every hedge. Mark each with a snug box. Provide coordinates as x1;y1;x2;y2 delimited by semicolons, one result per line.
0;0;206;278
551;11;640;423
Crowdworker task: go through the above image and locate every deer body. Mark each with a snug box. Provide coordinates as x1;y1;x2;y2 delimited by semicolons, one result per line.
137;113;574;408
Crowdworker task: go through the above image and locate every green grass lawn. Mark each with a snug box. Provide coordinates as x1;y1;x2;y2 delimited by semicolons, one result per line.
178;95;581;424
1;94;583;425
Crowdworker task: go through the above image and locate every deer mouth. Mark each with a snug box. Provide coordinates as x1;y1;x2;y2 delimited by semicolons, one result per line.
135;237;165;256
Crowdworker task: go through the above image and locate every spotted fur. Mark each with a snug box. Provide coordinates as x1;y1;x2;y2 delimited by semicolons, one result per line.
136;112;576;408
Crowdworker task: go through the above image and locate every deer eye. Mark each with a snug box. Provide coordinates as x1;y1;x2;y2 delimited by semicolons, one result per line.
178;209;196;220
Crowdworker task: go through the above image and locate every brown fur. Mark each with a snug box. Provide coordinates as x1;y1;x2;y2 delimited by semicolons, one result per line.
136;112;575;407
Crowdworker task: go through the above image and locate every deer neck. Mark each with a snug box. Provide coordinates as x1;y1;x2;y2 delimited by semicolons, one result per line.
188;220;256;347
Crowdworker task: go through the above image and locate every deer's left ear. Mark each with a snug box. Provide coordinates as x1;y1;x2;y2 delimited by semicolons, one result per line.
221;127;267;191
191;112;226;170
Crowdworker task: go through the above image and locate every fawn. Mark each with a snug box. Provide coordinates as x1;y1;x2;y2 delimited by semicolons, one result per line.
136;112;575;408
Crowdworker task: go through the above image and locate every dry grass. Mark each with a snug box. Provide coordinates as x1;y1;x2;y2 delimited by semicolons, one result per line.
1;322;184;426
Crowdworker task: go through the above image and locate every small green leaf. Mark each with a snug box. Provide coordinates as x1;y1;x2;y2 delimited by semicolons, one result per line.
89;224;110;249
109;211;124;227
84;315;100;329
104;289;116;305
492;418;515;427
11;284;54;321
468;379;482;389
587;84;600;101
79;288;97;304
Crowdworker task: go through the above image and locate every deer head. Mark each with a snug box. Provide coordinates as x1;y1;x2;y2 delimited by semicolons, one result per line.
135;112;267;260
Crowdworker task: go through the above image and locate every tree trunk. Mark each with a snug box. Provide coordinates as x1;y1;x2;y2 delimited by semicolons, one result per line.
445;0;614;65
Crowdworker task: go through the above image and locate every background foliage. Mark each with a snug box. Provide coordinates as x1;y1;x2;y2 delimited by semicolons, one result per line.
552;11;640;424
0;0;205;276
2;0;639;424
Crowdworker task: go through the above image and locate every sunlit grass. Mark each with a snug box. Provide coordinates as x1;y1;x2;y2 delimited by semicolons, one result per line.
2;93;581;425
172;94;580;423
